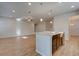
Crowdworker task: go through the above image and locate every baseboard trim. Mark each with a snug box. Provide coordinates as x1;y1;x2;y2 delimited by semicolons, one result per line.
36;49;45;56
0;33;35;39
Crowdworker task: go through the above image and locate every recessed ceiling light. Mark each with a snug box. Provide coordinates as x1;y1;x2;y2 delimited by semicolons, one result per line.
50;21;53;24
16;18;21;21
22;36;28;39
71;5;75;8
12;10;15;13
28;2;31;6
40;18;43;22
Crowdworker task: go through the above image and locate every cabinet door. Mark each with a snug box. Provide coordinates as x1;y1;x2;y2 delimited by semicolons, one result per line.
52;38;57;53
56;34;61;49
52;34;61;54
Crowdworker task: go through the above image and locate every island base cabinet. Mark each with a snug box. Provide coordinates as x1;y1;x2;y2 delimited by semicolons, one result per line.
52;34;64;55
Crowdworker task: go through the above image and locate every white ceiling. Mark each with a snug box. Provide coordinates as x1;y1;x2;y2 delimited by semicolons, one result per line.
0;2;79;22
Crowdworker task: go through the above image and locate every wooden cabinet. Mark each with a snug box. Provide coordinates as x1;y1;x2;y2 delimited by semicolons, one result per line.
52;33;64;55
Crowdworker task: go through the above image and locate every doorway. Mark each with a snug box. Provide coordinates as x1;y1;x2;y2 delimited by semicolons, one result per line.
69;15;79;39
69;15;79;55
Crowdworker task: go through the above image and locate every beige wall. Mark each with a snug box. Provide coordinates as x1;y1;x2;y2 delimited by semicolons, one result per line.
0;18;34;38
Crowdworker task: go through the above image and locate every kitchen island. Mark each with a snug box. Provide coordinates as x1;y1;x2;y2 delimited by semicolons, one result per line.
36;31;64;56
